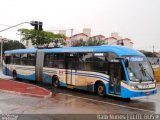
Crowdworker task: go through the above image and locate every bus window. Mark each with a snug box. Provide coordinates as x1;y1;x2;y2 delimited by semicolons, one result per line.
21;53;28;65
12;54;20;65
5;55;11;64
27;53;36;66
66;53;77;69
93;53;108;73
53;53;65;69
77;53;93;71
107;52;118;61
44;53;54;67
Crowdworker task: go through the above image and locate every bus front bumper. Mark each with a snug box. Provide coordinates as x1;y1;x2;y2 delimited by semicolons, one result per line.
121;87;157;98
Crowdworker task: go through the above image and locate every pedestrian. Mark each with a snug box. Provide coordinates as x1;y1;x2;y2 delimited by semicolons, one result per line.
157;58;159;65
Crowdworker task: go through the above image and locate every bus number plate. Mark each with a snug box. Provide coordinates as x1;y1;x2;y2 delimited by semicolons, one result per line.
138;84;149;89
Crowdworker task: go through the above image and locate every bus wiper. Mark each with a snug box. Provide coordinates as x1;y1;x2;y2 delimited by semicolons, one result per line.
144;68;154;82
139;63;154;82
139;63;146;76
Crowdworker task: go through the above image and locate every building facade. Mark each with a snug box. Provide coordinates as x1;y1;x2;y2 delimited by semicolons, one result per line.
89;35;105;40
104;37;117;45
105;33;133;48
71;33;89;41
83;28;91;37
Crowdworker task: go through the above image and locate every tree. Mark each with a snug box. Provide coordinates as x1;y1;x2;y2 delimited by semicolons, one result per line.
72;38;105;47
72;39;86;47
52;34;67;47
0;40;26;55
139;50;157;57
18;29;66;48
86;38;105;46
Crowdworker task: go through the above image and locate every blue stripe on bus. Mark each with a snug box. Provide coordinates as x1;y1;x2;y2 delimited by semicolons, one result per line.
66;71;109;82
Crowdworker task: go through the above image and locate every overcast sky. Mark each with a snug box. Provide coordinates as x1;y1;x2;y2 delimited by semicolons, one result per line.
0;0;160;52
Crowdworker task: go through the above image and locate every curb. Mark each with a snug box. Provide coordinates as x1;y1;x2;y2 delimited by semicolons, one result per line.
0;80;52;98
0;89;52;98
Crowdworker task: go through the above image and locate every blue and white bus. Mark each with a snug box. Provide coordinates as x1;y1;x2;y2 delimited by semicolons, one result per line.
2;45;157;98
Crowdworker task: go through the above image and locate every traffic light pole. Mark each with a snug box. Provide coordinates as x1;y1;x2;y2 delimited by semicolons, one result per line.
0;22;30;33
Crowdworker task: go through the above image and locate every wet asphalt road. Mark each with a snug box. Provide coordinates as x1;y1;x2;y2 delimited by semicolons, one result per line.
0;79;160;120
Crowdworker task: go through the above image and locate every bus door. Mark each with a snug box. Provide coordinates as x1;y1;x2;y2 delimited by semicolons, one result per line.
65;53;77;86
109;61;122;95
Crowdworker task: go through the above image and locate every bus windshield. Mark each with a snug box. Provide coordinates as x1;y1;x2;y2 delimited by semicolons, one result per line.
125;56;154;82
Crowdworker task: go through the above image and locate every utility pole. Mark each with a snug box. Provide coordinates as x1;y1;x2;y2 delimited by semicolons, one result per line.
20;32;22;49
153;45;155;64
70;28;74;47
0;36;3;65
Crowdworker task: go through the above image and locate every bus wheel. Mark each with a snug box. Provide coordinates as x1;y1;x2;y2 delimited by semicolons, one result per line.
123;98;131;102
13;70;17;80
52;76;59;88
97;82;106;97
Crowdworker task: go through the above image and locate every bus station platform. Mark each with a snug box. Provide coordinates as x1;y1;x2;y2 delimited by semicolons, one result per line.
0;79;52;98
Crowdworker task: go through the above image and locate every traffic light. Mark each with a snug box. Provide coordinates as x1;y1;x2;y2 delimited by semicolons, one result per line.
34;21;38;30
39;22;43;31
30;21;43;31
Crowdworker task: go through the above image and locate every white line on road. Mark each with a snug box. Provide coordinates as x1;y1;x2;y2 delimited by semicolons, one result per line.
58;93;155;113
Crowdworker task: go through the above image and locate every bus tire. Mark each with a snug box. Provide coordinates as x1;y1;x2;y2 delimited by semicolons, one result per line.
97;82;106;97
124;98;131;102
13;70;17;80
52;76;59;88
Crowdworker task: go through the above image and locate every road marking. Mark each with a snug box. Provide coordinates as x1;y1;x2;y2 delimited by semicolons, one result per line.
58;93;155;113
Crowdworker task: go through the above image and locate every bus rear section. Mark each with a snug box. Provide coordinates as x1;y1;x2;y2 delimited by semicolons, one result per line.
3;49;37;81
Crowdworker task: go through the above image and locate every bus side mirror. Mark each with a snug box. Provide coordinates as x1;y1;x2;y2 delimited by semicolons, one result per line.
125;59;129;68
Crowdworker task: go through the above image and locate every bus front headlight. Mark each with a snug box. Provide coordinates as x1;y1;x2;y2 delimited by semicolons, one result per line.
130;85;138;90
130;86;135;89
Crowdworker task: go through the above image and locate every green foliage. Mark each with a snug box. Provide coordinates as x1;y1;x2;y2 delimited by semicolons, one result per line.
86;39;105;46
72;39;86;46
0;40;26;54
18;29;66;47
72;38;105;47
139;50;157;57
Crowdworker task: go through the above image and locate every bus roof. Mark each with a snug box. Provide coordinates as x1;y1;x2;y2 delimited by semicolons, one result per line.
4;45;144;57
43;45;144;57
5;48;37;54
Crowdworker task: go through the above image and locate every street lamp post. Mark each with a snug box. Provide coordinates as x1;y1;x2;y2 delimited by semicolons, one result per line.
70;28;73;47
0;36;3;65
17;32;22;49
0;37;6;66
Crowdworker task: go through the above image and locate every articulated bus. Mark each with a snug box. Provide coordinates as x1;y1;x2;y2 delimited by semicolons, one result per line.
2;45;157;99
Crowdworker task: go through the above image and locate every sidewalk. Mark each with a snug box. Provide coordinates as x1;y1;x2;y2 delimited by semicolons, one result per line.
0;72;52;98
